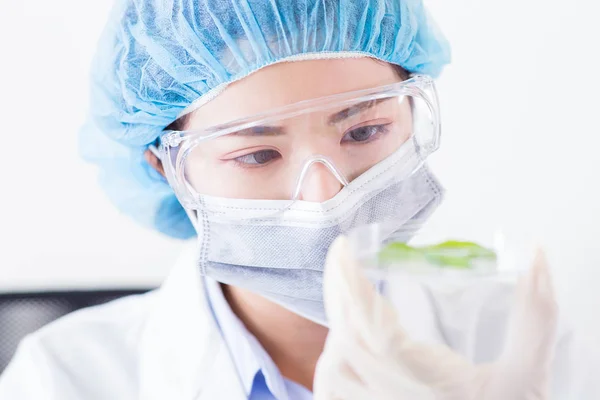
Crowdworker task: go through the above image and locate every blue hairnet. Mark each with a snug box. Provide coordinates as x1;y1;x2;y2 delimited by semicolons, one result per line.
80;0;451;239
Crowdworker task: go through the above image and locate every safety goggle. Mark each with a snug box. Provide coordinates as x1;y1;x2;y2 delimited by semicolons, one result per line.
158;74;441;214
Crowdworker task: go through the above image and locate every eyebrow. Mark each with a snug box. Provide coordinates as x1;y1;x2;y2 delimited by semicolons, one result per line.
228;98;390;136
327;98;389;125
229;125;286;136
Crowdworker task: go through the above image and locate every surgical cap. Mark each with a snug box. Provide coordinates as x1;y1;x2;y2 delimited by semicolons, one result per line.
80;0;451;239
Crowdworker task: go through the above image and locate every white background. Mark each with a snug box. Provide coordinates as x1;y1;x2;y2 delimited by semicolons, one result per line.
0;1;599;334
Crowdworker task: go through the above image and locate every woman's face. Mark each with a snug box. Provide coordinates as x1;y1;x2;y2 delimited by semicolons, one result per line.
181;58;412;202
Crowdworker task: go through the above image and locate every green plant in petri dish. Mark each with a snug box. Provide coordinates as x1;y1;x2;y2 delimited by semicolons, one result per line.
379;240;497;269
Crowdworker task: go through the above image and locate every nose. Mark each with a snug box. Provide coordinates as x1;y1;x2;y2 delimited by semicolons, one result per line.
296;161;345;202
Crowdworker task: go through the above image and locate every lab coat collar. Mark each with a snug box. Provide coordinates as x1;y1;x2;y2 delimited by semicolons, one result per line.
138;241;247;400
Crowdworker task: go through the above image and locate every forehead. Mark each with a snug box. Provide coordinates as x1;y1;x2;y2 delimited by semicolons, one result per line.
185;57;400;130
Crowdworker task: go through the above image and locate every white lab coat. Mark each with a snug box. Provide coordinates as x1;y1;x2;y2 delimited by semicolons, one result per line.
0;243;598;400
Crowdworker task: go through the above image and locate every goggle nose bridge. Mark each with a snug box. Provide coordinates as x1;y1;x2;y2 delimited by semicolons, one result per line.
291;155;350;201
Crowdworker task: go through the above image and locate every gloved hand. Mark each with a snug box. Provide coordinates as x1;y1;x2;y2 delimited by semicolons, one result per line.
313;236;559;400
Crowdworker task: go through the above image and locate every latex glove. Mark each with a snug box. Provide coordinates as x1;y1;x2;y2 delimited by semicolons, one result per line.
313;236;558;400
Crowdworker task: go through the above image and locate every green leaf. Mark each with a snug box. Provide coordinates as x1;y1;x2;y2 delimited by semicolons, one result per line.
424;240;497;259
423;253;472;268
379;242;424;263
379;240;497;270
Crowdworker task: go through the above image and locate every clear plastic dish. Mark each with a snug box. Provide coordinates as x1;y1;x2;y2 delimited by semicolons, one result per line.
347;218;532;293
345;219;560;395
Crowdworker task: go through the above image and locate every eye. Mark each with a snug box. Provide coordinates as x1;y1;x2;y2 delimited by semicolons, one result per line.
341;124;390;143
233;149;281;166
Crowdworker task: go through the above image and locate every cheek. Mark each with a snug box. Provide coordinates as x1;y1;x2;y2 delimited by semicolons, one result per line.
183;146;226;196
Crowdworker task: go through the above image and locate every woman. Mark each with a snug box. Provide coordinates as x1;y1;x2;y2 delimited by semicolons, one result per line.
0;0;597;399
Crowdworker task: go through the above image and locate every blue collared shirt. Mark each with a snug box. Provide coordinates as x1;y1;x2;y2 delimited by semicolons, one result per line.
204;278;313;400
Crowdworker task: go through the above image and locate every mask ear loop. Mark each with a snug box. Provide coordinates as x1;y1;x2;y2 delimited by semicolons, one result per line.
147;143;161;159
184;208;201;233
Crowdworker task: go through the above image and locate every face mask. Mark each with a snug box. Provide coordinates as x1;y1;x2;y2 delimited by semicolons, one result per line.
189;140;443;326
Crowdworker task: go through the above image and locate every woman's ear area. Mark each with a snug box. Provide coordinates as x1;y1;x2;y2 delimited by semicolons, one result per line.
146;114;190;178
144;148;166;177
